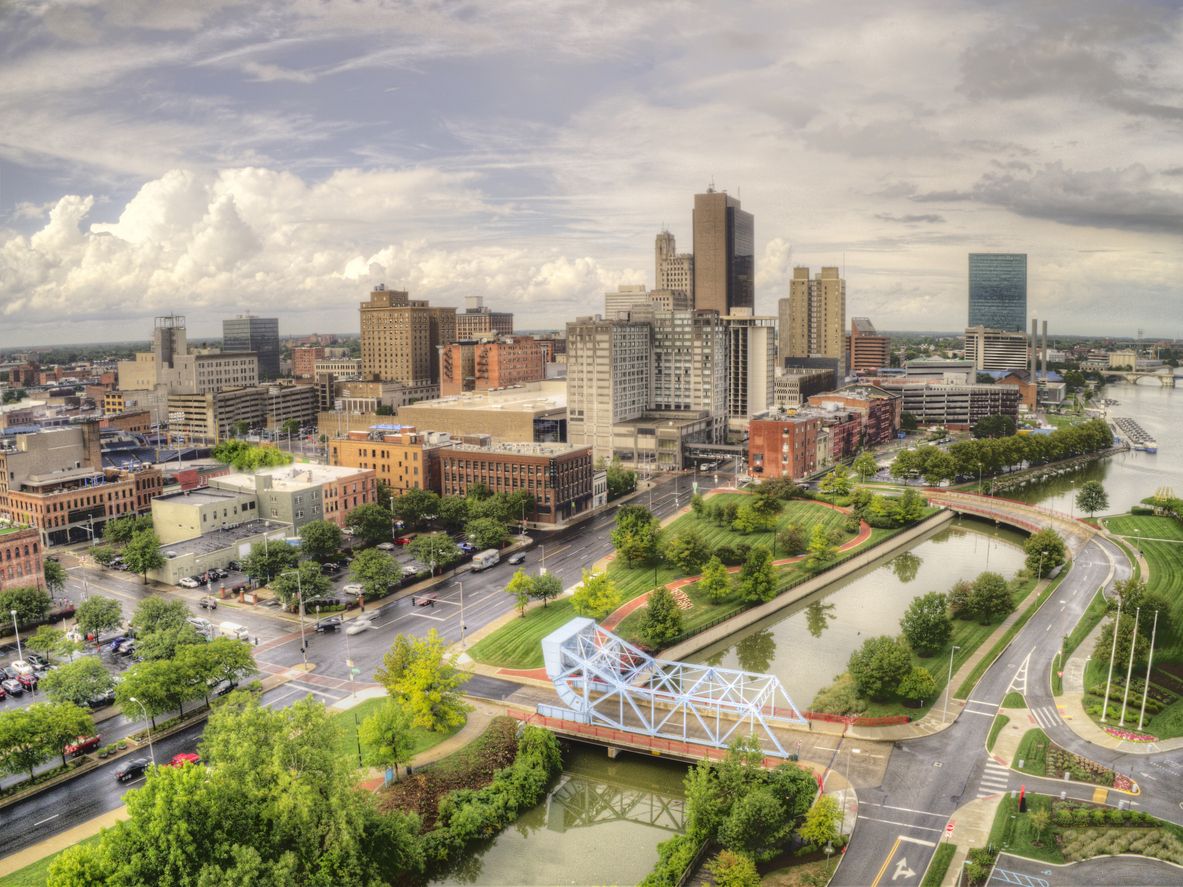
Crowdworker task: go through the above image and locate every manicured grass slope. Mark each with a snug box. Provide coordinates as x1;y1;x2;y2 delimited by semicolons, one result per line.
468;599;577;669
329;697;461;764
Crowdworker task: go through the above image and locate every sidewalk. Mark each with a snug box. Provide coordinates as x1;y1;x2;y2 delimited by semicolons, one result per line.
938;795;1004;887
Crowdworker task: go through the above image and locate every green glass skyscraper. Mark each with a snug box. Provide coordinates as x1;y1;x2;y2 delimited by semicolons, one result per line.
968;253;1026;332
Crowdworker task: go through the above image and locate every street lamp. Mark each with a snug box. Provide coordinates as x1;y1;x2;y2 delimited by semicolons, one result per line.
127;696;156;766
458;580;467;648
10;610;23;661
280;569;308;671
942;644;961;723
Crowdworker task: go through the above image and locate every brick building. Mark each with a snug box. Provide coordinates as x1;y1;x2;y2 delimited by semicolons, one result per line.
806;385;901;448
292;346;327;379
328;427;448;495
0;526;44;592
439;338;546;397
748;414;822;480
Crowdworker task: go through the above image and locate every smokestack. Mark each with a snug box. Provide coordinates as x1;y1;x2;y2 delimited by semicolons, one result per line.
1030;318;1038;379
1041;320;1048;382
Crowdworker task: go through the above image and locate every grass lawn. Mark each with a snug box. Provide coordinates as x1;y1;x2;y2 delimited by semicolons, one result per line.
1003;692;1026;708
1103;514;1183;660
988;793;1064;864
1013;728;1050;776
987;714;1010;752
0;834;103;887
920;843;957;887
329;697;462;766
1054;589;1108;695
468;599;577;669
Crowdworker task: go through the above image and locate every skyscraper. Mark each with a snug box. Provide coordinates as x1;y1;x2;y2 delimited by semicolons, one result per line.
223;315;279;380
781;267;846;364
968;253;1027;332
655;230;694;298
847;317;890;373
359;286;456;387
692;187;754;314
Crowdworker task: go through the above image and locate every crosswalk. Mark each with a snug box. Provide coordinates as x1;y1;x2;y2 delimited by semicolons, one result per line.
977;759;1011;798
1029;705;1060;730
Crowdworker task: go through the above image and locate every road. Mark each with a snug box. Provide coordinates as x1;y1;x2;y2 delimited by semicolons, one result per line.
992;851;1181;887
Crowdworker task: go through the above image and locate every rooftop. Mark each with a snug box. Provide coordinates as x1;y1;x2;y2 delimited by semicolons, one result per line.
215;464;372;492
161;520;287;558
0;524;36;537
155;488;243;506
399;380;566;413
440;440;588;457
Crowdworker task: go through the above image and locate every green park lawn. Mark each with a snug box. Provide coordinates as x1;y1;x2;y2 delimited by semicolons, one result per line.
468;599;577;670
329;697;461;766
0;835;103;887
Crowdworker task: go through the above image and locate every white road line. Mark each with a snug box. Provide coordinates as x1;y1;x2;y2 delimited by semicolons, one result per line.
409;611;446;621
966;699;1000;709
856;815;943;833
962;709;995;717
859;802;949;819
264;688;301;708
899;835;938;847
33;814;60;826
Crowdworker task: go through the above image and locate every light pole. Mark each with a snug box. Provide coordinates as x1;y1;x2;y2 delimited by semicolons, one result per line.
1119;607;1140;727
539;545;547;575
942;644;961;723
1101;593;1123;722
1138;609;1159;732
10;610;23;661
458;580;467;648
281;569;308;671
127;697;156;765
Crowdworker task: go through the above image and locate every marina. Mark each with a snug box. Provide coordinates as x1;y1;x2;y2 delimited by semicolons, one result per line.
1111;416;1158;453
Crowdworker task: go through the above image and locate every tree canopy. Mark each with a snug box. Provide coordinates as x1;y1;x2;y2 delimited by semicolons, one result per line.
211;439;294;471
572;569;622;619
375;629;469;732
298;520;343;562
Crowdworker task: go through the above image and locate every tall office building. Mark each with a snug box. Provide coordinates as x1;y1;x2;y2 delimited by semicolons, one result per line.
604;285;691;318
223;315;280;380
781;266;846;364
848;317;890;373
566;317;652;458
692;187;754;314
359;285;455;386
964;325;1030;371
721;310;777;427
633;307;727;418
655;230;694;298
968;253;1027;332
455;296;513;340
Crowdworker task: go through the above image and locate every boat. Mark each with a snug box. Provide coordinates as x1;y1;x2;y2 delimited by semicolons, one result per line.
1111;417;1158;453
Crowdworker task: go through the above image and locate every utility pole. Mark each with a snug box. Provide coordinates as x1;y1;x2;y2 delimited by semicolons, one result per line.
1138;609;1159;732
1120;607;1140;727
1101;594;1122;723
459;580;467;648
942;644;960;723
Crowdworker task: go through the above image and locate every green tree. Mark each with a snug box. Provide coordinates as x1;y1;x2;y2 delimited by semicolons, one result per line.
572;569;622;619
465;516;510;550
135;622;203;662
732;500;774;534
775;524;806;556
899;592;951;656
349;547;400;600
848;636;911;700
0;586;52;626
375;479;395;511
852;451;879;482
243;539;297;585
737;546;776;604
665;530;711;573
1029;807;1051;844
705;850;761;887
611;505;661;565
896;665;938;703
0;706;51;779
177;638;255;698
74;595;123;639
280;418;300;436
131;597;190;636
604;458;638;500
718;787;793;862
804;524;838;573
90;544;118;568
818;465;853;497
972;414;1016;439
968;571;1013;623
389;488;440;530
346;502;394;547
435;496;470;533
900;412;918;432
102;515;151;545
39;702;96;768
505;569;535;617
376;629;469;732
298;519;343;562
921;449;958;486
358;700;416;774
43;557;67;596
41;657;115;707
893;488;927;523
1024;528;1066;577
211;440;293;470
641;586;683;648
1075;480;1109;518
409;532;463;570
798;794;842;849
530;572;563;608
699;556;733;603
122;529;164;584
116;659;196;725
271;560;331;608
25;625;79;665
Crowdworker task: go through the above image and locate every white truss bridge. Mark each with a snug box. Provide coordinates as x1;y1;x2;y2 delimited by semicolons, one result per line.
540;617;806;758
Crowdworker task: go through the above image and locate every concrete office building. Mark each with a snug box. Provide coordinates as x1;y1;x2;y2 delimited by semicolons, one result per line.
223;315;280;380
605;285;692;319
879;381;1020;429
396;380;568;444
655;230;694;298
439;338;546;397
780;267;846;364
721;311;776;429
313;358;363;382
902;359;976;384
692;187;754;314
566;317;652;460
359;285;456;386
964;326;1030;371
640;308;728;423
455;297;514;340
773;367;833;409
968;253;1027;332
847;317;890;373
167;388;265;443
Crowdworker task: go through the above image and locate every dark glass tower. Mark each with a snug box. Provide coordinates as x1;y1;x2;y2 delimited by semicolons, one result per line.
223;315;280;380
968;253;1027;332
693;188;754;314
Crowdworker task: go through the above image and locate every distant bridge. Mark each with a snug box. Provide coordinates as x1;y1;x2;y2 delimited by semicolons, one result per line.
1105;369;1176;388
925;490;1094;553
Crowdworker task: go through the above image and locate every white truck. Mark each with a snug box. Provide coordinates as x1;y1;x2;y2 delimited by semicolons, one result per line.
471;549;500;571
218;621;250;641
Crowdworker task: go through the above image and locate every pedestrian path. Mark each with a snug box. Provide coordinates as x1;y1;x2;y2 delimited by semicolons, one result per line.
977;758;1012;798
1028;703;1062;731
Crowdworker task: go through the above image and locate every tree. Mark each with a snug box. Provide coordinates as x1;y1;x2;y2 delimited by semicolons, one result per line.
899;592;951;656
1075;480;1109;518
298;519;343;562
40;657;115;707
116;659;196;725
177;638;255;697
921;449;958;486
732;500;774;534
435;496;470;533
136;623;203;662
349;548;400;600
347;503;395;548
410;532;463;570
852;451;879;482
641;586;683;648
665;530;711;573
611;505;661;565
0;585;51;626
91;544;118;568
530;572;563;608
39;702;96;768
1029;807;1051;845
973;414;1016;439
798;794;842;849
131;597;190;637
241;540;298;585
1024;528;1066;577
270;560;331;608
775;524;806;556
43;558;67;596
896;666;938;704
280;418;300;436
389;488;440;530
358;700;416;773
0;706;51;779
718;787;794;862
376;629;469;732
465;517;509;550
900;412;918;432
505;569;535;617
26;625;79;665
969;571;1013;623
699;556;733;603
122;529;164;584
818;465;853;497
893;488;927;523
211;439;293;470
572;570;622;619
737;546;776;604
604;459;638;500
848;636;911;700
102;515;151;545
705;850;760;887
74;595;123;639
804;524;838;573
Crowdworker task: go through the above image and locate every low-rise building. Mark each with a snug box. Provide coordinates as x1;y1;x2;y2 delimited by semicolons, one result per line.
152;519;288;586
879;381;1020;429
0;526;44;592
209;464;377;531
152;487;261;546
748;414;822;480
806;385;901;448
328;426;447;495
438;338;547;397
397;380;567;444
773;368;832;409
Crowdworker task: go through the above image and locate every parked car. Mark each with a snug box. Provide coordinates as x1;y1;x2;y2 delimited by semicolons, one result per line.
87;690;116;709
116;640;136;657
10;660;35;676
458;541;476;553
227;561;242;572
507;552;526;565
395;535;414;546
167;752;201;768
2;679;24;696
106;637;128;652
314;616;342;633
115;758;152;782
2;666;21;681
198;596;218;610
376;542;395;551
16;671;38;690
321;562;339;573
65;734;102;756
178;577;201;589
25;653;48;669
343;583;365;596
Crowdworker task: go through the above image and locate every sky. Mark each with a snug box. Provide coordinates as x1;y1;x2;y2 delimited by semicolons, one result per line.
1;0;1181;348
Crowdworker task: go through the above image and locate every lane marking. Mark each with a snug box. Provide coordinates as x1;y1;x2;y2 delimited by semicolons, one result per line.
898;835;937;847
860;802;948;819
870;836;901;887
858;816;943;833
33;814;60;826
962;709;995;717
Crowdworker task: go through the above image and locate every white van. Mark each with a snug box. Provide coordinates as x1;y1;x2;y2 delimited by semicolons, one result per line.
471;549;500;571
218;621;250;641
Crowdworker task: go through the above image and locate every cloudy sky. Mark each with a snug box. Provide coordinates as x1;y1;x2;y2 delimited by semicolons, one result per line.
1;0;1181;347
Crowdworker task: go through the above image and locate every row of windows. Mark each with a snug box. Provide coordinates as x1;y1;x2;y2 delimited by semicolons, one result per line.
2;542;38;560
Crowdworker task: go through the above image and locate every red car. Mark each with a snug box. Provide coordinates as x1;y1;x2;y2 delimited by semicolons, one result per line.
168;752;201;768
65;734;102;756
395;535;414;546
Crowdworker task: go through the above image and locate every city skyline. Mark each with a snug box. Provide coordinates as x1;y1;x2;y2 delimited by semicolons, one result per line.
1;2;1181;347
